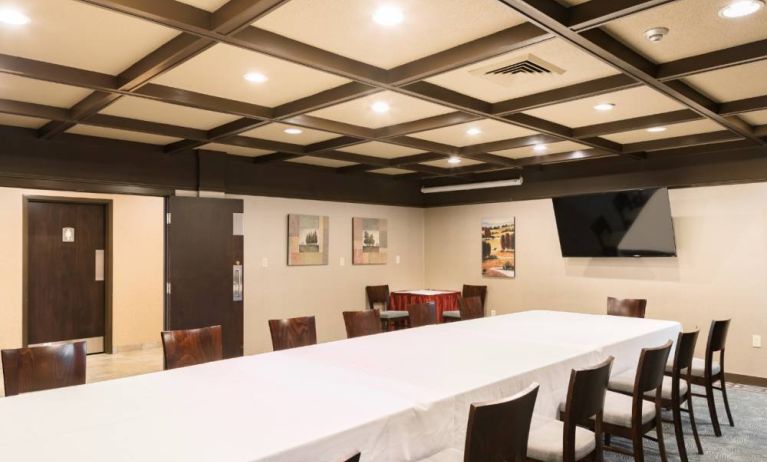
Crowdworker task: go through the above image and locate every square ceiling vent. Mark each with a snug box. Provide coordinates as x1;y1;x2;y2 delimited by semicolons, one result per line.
470;54;565;87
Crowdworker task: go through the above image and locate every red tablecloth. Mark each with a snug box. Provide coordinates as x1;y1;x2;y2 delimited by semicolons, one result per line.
389;290;461;323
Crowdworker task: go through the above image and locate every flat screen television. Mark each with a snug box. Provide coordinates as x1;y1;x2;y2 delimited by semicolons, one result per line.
552;188;677;257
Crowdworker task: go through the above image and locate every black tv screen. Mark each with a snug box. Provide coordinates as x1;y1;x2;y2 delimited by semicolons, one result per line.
552;188;677;257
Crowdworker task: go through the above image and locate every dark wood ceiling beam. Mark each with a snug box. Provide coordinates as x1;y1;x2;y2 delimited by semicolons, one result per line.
573;109;702;138
335;164;379;174
272;82;379;118
0;53;117;91
310;150;390;167
303;136;366;154
568;0;677;31
77;0;212;33
657;39;767;81
376;112;482;138
491;74;639;115
0;98;71;121
87;114;208;140
252;152;301;163
459;134;560;155
719;95;767;116
622;130;743;153
385;136;460;156
755;124;767;138
218;135;305;153
389;152;447;166
387;23;550;85
465;153;520;167
496;0;764;145
515;148;616;167
400;81;492;114
210;0;289;34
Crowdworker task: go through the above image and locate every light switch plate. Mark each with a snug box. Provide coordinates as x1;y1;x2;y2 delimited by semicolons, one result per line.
753;335;762;348
490;310;497;316
339;257;345;266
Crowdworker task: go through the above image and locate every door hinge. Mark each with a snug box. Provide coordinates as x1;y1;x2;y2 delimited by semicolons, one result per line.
166;282;171;294
166;212;172;225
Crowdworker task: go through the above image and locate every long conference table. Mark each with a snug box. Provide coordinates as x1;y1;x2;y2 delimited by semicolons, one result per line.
0;311;680;462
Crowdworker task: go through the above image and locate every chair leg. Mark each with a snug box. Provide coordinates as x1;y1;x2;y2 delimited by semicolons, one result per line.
705;381;722;437
632;432;645;462
672;401;689;462
687;393;704;454
719;376;734;427
656;413;668;462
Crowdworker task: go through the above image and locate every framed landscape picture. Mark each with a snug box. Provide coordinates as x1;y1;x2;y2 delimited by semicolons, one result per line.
482;218;515;278
288;214;329;266
353;217;387;265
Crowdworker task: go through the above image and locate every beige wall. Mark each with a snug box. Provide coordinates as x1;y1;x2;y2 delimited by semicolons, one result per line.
424;182;767;378
237;195;425;354
0;187;164;351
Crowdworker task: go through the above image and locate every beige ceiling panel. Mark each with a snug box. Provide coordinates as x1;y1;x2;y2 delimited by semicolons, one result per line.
0;113;47;129
0;74;91;107
421;157;483;168
309;91;454;128
604;0;767;63
242;123;339;145
99;96;239;130
684;60;767;102
492;140;589;159
0;0;178;74
201;143;274;157
369;167;414;175
524;86;686;127
68;125;180;145
288;157;356;168
254;0;525;69
409;119;536;146
603;119;723;144
741;110;767;125
425;38;618;103
338;141;426;159
175;0;230;11
152;44;349;107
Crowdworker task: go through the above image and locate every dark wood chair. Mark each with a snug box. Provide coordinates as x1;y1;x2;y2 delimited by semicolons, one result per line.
444;296;485;322
269;316;317;351
529;357;613;462
343;310;382;338
423;382;539;461
671;319;733;437
611;331;703;462
161;325;223;370
1;341;87;397
366;284;408;330
606;297;647;318
342;453;361;462
600;341;673;462
407;302;437;328
462;284;487;309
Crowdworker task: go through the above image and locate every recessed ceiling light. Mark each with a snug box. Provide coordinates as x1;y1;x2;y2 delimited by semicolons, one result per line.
373;5;404;26
371;101;390;113
572;151;585;158
644;27;669;42
646;126;667;133
284;128;303;135
719;0;764;18
243;72;268;83
533;144;547;153
466;127;482;136
447;156;462;165
593;103;615;111
0;9;30;25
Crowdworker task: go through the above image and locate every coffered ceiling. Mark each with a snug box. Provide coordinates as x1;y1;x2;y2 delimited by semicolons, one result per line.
0;0;765;180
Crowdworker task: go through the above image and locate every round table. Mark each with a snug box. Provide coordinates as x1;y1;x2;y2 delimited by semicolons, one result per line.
389;289;461;323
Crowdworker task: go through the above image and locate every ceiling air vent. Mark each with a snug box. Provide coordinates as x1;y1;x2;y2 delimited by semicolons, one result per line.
470;54;565;87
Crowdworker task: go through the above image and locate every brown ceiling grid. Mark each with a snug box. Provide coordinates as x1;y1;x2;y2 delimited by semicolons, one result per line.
0;0;764;181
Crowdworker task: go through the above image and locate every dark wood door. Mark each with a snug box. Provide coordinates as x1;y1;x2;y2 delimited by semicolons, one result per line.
27;201;106;350
166;197;244;359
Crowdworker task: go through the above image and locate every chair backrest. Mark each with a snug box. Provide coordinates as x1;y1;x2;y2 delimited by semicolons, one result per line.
463;382;539;462
342;453;361;462
407;302;437;327
462;285;487;308
670;330;699;397
634;340;673;394
161;325;223;370
365;285;389;311
706;319;730;376
343;310;382;338
561;356;612;461
269;316;317;351
459;296;484;320
2;341;87;397
606;297;647;318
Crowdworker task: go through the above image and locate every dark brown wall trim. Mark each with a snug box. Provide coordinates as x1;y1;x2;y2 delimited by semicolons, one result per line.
726;373;767;387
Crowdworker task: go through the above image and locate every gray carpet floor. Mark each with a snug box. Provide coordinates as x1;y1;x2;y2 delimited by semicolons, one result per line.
604;383;767;461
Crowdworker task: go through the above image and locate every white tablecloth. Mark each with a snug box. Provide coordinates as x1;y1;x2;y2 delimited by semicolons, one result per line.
393;290;457;296
0;310;679;462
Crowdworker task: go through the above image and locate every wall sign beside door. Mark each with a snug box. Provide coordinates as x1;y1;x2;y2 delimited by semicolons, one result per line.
62;227;75;242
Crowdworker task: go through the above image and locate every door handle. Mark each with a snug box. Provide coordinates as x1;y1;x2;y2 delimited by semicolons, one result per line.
233;261;243;301
95;249;104;281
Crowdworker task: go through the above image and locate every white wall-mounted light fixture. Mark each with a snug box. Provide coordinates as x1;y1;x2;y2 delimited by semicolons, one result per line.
421;177;523;194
